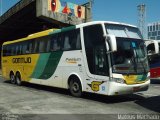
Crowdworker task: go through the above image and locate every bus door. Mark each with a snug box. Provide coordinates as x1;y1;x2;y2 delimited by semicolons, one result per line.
83;24;110;92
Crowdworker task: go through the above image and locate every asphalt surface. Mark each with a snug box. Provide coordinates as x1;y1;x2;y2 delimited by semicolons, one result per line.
0;77;160;120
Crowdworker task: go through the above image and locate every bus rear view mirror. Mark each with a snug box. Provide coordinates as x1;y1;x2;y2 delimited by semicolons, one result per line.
105;35;117;52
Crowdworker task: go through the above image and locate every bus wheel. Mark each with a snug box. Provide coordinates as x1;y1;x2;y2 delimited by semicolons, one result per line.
10;72;16;84
69;78;82;97
15;72;22;86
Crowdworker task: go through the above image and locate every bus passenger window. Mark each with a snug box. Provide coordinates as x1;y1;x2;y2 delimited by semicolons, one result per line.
7;46;11;56
19;45;23;55
50;35;61;51
63;36;71;50
69;29;81;50
29;42;33;53
11;45;16;56
76;33;81;49
46;40;51;52
34;41;40;53
16;45;21;55
26;43;31;54
39;40;45;53
51;39;60;51
3;46;7;56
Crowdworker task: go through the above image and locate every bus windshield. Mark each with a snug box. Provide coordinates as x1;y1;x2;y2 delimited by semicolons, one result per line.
111;38;149;74
105;24;143;39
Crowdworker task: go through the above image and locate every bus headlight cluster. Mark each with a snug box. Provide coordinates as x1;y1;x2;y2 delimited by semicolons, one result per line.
114;78;126;84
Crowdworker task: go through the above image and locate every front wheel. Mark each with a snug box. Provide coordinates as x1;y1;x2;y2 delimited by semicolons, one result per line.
69;79;82;97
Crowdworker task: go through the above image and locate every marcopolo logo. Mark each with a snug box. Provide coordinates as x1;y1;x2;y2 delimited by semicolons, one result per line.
66;58;81;64
12;57;31;63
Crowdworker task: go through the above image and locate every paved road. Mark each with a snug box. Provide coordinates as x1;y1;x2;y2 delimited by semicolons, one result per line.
0;77;160;120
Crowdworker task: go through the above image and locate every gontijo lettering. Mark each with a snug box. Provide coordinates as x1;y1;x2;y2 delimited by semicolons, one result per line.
12;57;31;63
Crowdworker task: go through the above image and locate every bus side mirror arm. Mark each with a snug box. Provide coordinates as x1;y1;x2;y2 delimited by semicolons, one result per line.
105;38;110;51
104;34;117;53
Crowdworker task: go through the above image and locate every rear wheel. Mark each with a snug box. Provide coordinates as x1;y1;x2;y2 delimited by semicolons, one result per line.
10;72;16;84
15;72;22;86
69;78;82;97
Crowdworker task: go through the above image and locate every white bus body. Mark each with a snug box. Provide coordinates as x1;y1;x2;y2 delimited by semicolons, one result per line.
2;21;150;97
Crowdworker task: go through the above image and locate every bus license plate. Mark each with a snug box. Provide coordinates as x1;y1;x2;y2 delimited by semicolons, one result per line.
133;87;140;92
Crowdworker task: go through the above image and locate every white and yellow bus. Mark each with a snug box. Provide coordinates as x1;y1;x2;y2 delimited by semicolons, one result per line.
1;21;150;97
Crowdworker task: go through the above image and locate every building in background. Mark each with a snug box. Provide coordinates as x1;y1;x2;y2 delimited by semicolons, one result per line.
148;22;160;40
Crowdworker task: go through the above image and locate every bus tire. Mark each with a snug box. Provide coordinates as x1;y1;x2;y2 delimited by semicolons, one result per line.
10;72;16;84
69;77;82;97
15;72;22;86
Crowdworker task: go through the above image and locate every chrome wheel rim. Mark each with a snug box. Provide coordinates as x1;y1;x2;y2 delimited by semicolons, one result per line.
72;82;79;93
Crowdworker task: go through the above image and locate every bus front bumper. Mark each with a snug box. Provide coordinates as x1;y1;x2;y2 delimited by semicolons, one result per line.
108;80;150;96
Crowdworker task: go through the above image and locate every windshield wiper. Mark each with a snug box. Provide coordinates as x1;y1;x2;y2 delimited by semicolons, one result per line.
134;46;147;74
126;54;138;76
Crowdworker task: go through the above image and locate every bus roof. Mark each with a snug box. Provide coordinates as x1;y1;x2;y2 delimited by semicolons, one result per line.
3;21;138;45
76;21;138;29
3;25;77;45
3;28;58;45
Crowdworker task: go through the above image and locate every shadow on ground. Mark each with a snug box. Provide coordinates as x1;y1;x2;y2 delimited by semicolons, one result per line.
4;80;145;103
135;95;160;113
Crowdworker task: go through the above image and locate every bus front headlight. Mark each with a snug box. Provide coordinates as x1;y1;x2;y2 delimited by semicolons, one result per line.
114;78;126;84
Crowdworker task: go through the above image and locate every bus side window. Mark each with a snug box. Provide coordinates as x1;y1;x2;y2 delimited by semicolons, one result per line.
19;45;23;55
39;40;43;53
76;32;81;49
50;34;61;51
25;41;34;54
63;35;71;50
62;31;71;51
69;29;81;50
34;40;40;53
3;46;7;56
5;46;9;56
22;42;28;54
16;45;19;55
26;42;31;54
46;38;51;52
11;45;16;56
29;42;33;53
7;46;11;56
39;39;47;53
147;43;155;54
